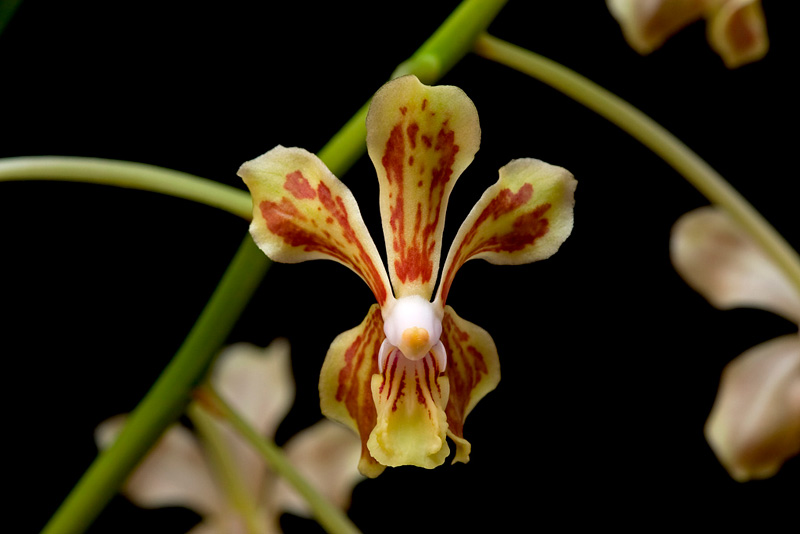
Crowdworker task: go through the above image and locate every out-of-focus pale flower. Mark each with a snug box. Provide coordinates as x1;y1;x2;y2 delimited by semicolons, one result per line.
671;207;800;481
607;0;769;68
96;340;364;534
239;75;577;477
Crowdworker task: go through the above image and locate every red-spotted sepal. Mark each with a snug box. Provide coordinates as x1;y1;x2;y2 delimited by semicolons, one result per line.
239;146;393;307
436;158;576;306
441;305;500;464
366;75;480;300
319;304;386;478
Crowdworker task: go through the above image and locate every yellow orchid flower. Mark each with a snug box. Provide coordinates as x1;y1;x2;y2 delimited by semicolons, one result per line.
671;207;800;481
607;0;769;68
239;75;577;477
96;340;364;533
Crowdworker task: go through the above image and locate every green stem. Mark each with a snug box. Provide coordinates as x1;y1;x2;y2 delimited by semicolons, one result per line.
41;236;271;534
196;386;362;534
38;1;509;533
473;33;800;298
0;156;252;219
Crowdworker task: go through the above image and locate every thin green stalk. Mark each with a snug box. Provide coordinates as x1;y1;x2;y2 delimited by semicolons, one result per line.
0;156;252;219
187;402;269;534
473;33;800;298
195;386;362;534
38;1;509;533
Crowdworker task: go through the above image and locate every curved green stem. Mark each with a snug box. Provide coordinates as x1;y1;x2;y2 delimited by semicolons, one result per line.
41;235;271;534
473;33;800;298
0;156;252;219
195;386;362;534
38;1;509;533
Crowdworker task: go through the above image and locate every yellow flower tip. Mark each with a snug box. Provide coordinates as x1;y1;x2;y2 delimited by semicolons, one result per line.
402;326;430;358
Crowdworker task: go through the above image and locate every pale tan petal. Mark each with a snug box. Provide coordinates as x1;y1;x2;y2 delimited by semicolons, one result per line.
705;334;800;481
706;0;768;68
274;420;365;517
211;340;295;497
95;416;222;515
213;340;295;438
671;207;800;323
607;0;705;54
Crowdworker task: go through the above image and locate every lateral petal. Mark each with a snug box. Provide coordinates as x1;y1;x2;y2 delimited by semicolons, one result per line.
319;304;386;478
705;334;800;481
239;146;392;307
367;350;450;470
671;207;800;323
436;158;576;306
367;75;480;300
441;306;500;464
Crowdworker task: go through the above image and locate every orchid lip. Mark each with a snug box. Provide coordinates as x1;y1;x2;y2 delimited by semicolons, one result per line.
378;338;447;373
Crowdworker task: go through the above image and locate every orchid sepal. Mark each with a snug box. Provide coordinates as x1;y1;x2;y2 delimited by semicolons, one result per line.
367;75;480;300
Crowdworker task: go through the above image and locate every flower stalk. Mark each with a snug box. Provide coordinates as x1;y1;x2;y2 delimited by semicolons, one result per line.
473;33;800;299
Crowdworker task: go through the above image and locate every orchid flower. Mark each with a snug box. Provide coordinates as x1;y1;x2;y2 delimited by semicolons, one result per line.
239;75;577;477
96;340;364;534
671;207;800;481
606;0;769;68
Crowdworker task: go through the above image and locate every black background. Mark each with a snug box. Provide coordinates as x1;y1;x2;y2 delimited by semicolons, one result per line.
2;1;798;532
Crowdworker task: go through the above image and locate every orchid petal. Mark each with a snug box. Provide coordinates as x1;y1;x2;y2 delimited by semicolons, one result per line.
214;340;294;442
95;416;222;516
706;0;768;68
606;0;705;55
275;420;365;517
440;306;500;464
239;146;393;307
436;158;576;307
367;350;450;469
705;334;800;481
367;75;480;300
319;304;386;478
671;207;800;323
203;340;296;498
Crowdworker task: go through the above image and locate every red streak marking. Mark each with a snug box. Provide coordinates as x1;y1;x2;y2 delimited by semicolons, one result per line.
400;106;407;115
284;170;316;200
421;135;432;148
261;179;388;305
441;313;488;438
421;99;427;111
406;123;419;149
439;185;551;305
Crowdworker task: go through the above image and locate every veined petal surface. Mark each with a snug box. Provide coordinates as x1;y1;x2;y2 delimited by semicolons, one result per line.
367;350;450;470
240;146;392;307
671;207;800;323
436;158;576;306
441;306;500;464
319;304;386;478
367;75;480;300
